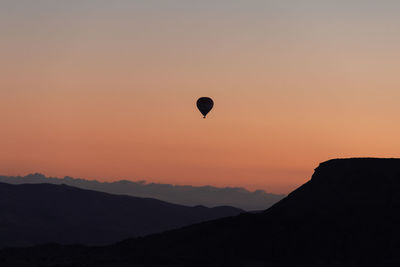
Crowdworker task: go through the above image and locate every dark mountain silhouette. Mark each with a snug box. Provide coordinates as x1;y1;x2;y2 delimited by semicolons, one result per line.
2;158;400;266
0;182;242;248
0;174;284;211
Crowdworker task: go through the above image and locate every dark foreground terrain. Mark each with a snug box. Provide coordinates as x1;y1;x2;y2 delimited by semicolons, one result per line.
0;182;242;247
2;158;400;266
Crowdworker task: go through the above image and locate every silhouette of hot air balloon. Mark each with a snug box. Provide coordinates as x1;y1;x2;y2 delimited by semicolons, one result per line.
197;97;214;118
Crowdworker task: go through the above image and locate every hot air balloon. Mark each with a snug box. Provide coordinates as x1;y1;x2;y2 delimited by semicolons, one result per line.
196;97;214;118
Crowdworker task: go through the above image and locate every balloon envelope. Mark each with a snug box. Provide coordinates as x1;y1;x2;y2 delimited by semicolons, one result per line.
196;97;214;118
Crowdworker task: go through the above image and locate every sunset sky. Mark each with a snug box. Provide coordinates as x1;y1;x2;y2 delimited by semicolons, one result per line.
2;1;400;193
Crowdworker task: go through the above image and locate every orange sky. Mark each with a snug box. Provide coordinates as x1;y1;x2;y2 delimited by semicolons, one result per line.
2;1;400;193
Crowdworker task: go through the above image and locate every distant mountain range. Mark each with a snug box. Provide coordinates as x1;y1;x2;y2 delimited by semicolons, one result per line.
0;174;284;211
3;158;400;266
0;182;242;248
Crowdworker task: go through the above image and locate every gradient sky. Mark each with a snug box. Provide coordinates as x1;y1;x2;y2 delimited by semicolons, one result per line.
2;1;400;193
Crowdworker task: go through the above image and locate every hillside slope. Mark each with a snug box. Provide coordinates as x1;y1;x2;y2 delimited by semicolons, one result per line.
0;182;242;248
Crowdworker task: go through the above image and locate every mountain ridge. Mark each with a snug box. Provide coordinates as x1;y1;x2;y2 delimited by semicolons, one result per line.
2;158;399;266
0;173;283;210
